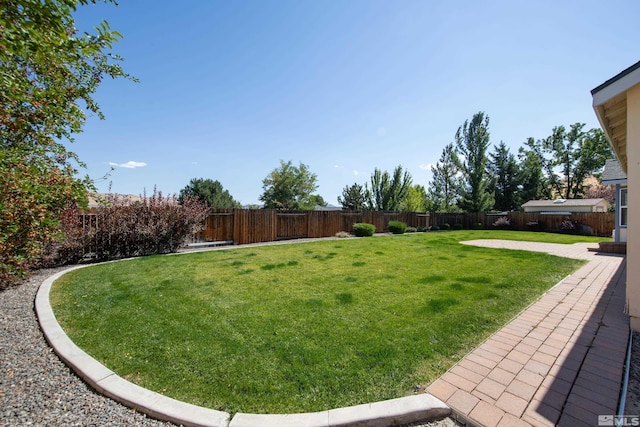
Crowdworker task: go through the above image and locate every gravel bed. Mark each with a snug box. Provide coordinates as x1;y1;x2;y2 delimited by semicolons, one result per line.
1;267;174;427
625;332;640;416
2;267;637;426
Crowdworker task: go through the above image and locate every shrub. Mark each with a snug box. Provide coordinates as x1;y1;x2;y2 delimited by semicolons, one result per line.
405;226;417;233
472;223;483;230
560;219;577;233
441;223;451;231
335;231;351;238
453;223;463;231
38;204;87;268
492;216;511;228
388;221;407;234
431;225;441;231
416;226;428;232
353;223;375;237
39;189;209;266
0;160;87;285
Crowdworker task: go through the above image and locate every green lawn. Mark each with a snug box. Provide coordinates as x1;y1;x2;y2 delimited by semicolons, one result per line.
50;230;604;414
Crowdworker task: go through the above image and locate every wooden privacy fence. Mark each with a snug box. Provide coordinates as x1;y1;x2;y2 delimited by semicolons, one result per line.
429;212;615;238
197;209;429;245
77;209;613;247
197;210;614;245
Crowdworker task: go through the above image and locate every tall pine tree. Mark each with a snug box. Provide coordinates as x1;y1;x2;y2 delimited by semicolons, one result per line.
489;142;520;211
427;143;462;213
517;138;549;203
455;112;494;213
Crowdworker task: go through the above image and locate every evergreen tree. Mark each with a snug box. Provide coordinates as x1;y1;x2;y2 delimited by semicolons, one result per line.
517;138;549;204
337;183;369;210
427;143;462;213
489;142;520;211
310;194;328;207
455;112;494;213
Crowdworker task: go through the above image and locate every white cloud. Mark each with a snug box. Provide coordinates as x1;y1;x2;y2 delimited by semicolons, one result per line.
419;163;434;171
109;161;147;169
353;170;359;176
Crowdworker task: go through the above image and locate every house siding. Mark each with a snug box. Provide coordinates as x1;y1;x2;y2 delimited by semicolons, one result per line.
627;83;640;329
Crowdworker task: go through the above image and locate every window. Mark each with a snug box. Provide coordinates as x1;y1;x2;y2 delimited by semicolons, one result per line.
620;187;628;227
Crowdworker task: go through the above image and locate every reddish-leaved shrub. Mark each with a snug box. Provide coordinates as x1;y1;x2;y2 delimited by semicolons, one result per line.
40;188;208;266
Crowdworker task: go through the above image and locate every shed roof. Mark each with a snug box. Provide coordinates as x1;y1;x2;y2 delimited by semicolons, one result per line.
522;198;608;208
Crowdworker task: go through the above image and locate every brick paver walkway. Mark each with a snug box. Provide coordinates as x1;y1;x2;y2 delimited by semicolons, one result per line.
427;240;628;427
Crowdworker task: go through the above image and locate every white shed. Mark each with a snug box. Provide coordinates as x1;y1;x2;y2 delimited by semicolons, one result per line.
521;198;610;214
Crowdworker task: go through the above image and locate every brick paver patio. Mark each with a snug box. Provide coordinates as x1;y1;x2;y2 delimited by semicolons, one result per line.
427;240;628;427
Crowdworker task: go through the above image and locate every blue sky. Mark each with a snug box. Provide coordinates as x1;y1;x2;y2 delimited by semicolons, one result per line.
71;0;640;206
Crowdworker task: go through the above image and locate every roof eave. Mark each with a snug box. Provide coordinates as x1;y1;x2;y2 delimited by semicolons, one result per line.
602;178;628;186
591;61;640;174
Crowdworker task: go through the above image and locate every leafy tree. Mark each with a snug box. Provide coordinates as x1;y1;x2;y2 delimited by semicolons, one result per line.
337;183;369;210
427;143;462;213
1;0;132;282
488;141;520;211
533;124;613;199
543;123;613;199
368;165;412;211
178;178;241;208
400;185;427;212
454;112;494;212
259;160;318;209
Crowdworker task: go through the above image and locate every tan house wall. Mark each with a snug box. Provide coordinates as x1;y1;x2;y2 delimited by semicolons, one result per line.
628;83;640;330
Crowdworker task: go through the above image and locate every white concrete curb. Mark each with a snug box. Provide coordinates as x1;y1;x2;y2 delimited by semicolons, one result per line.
36;264;450;427
229;394;450;427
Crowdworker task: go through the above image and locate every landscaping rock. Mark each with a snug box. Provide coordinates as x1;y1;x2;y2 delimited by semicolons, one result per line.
0;267;174;426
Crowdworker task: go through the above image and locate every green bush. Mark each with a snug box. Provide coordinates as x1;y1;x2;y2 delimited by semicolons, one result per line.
405;226;417;233
431;225;441;231
388;221;407;234
416;226;428;232
441;223;451;231
472;222;483;230
453;223;463;230
353;223;375;237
